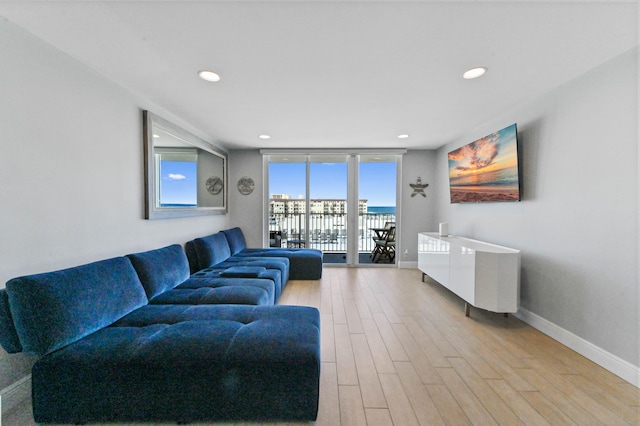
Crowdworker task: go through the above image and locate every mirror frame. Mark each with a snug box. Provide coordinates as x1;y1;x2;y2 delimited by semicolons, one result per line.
143;110;228;219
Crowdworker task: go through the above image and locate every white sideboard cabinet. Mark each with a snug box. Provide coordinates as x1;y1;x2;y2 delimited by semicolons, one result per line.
418;232;521;316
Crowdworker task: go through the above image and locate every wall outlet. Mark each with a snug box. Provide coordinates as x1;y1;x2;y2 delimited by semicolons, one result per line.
403;249;409;256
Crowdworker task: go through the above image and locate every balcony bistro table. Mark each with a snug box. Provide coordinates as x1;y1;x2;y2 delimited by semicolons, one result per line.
370;227;390;240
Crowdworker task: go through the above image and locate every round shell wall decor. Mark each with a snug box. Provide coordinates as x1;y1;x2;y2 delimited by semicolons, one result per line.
205;176;224;195
237;176;255;195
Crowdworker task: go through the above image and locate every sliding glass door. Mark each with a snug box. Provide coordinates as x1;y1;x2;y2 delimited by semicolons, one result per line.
309;155;349;263
268;155;307;249
266;152;401;266
358;155;398;264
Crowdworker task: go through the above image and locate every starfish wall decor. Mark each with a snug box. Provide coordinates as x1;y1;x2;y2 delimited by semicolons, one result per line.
410;177;429;197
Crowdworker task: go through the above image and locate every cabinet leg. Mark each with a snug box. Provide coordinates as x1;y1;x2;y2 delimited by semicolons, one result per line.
421;272;426;283
464;303;470;317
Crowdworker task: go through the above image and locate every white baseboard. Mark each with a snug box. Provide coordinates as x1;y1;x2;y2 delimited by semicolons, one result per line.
0;374;31;418
398;260;417;269
514;308;639;388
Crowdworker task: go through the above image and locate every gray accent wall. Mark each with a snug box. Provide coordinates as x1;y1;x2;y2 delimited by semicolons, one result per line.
228;149;264;248
434;48;639;367
399;150;438;264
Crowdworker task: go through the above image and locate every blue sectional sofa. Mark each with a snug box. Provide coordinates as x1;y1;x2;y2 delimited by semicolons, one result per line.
0;228;323;424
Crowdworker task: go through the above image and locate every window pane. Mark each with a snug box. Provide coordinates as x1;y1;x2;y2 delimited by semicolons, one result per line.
268;156;306;248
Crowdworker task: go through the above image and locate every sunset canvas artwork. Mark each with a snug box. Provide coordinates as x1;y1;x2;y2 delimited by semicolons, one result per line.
448;124;521;203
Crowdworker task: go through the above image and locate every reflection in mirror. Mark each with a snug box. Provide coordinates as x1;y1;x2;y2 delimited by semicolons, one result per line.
143;111;227;219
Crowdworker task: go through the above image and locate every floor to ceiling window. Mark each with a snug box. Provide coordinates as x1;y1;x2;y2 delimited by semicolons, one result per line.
358;155;398;264
264;150;403;266
267;155;307;249
309;155;349;261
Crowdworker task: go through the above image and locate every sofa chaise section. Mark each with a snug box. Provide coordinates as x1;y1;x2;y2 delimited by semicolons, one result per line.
33;305;320;423
223;227;323;280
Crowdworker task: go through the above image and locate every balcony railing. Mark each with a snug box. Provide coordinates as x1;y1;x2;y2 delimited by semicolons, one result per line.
269;212;396;252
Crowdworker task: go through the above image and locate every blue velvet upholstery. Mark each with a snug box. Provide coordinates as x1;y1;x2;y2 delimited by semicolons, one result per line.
6;257;148;356
238;248;323;280
220;227;323;280
32;305;321;423
220;265;266;277
128;245;275;306
113;304;320;329
222;226;247;255
192;267;284;300
3;236;321;423
176;277;276;305
0;289;22;353
184;240;200;274
193;232;232;267
126;244;190;299
189;233;290;284
221;256;290;282
149;286;271;306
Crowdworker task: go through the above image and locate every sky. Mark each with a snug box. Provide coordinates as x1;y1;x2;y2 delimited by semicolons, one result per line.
160;159;398;207
269;161;397;206
159;160;198;205
448;123;518;179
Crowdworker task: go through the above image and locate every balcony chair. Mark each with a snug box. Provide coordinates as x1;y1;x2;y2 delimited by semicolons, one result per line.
372;226;396;263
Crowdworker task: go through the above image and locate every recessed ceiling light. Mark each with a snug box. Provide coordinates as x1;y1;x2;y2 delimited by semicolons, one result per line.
398;134;409;139
463;67;487;79
259;134;271;140
198;70;221;82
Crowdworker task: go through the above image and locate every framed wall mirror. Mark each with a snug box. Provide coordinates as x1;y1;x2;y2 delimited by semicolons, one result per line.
143;110;228;219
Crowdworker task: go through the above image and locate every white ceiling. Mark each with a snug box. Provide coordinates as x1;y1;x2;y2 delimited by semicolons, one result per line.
0;1;637;150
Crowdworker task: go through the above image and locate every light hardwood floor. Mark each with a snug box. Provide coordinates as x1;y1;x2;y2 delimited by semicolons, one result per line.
5;267;639;425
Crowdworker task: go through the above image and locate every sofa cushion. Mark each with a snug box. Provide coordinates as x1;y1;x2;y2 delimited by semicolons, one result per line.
112;304;320;329
222;227;247;255
0;289;22;353
224;256;290;283
193;232;232;268
6;257;148;356
220;266;267;278
184;240;200;274
192;267;283;301
149;286;271;306
176;277;276;305
127;244;190;300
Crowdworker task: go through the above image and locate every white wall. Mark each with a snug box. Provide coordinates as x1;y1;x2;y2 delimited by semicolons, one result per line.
435;48;639;369
0;19;229;388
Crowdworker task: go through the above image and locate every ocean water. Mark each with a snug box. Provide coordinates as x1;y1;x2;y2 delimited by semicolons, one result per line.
367;206;396;214
450;167;519;187
160;203;197;208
